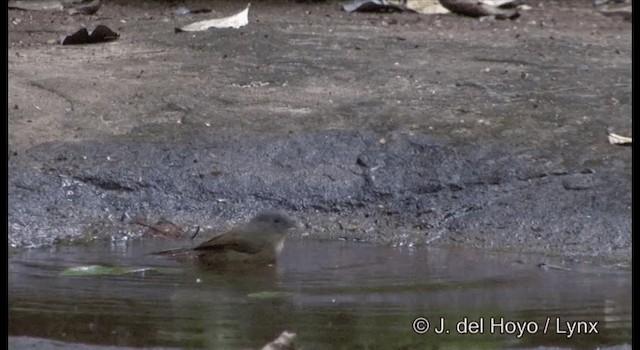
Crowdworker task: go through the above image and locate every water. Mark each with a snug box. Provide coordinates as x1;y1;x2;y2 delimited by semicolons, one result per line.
8;239;631;349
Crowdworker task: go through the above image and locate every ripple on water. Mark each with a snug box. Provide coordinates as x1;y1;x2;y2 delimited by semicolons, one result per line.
8;239;631;349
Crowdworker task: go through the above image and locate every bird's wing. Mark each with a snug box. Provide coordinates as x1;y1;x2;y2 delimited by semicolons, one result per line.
193;230;264;254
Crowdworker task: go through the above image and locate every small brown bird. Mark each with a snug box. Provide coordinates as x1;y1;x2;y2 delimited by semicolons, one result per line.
153;211;296;268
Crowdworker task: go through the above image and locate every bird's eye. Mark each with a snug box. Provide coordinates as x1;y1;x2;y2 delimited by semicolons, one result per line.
275;218;281;223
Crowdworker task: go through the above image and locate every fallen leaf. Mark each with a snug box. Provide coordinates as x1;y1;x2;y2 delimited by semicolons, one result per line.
404;0;450;14
67;0;102;15
342;0;449;14
607;132;632;145
439;0;520;19
175;4;250;33
60;25;119;45
598;4;632;21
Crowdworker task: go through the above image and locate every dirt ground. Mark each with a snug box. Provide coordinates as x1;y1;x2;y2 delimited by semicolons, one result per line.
8;0;631;265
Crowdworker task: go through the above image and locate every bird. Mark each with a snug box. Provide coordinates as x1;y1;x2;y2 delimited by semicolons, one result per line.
152;211;297;268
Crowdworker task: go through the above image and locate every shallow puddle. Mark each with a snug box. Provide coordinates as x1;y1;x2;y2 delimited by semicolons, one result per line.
9;239;631;349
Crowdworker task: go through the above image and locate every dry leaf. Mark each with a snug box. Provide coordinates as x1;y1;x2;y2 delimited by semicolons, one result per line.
175;4;250;33
67;0;102;15
439;0;520;19
59;25;119;45
342;0;449;14
607;132;632;145
404;0;450;14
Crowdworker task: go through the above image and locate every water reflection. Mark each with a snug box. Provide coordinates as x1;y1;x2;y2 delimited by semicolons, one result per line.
8;239;631;349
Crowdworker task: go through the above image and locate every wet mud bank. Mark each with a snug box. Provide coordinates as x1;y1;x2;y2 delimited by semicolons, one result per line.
8;0;631;264
9;125;631;264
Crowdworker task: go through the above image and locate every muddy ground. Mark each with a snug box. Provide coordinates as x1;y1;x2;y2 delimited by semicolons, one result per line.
8;0;631;265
